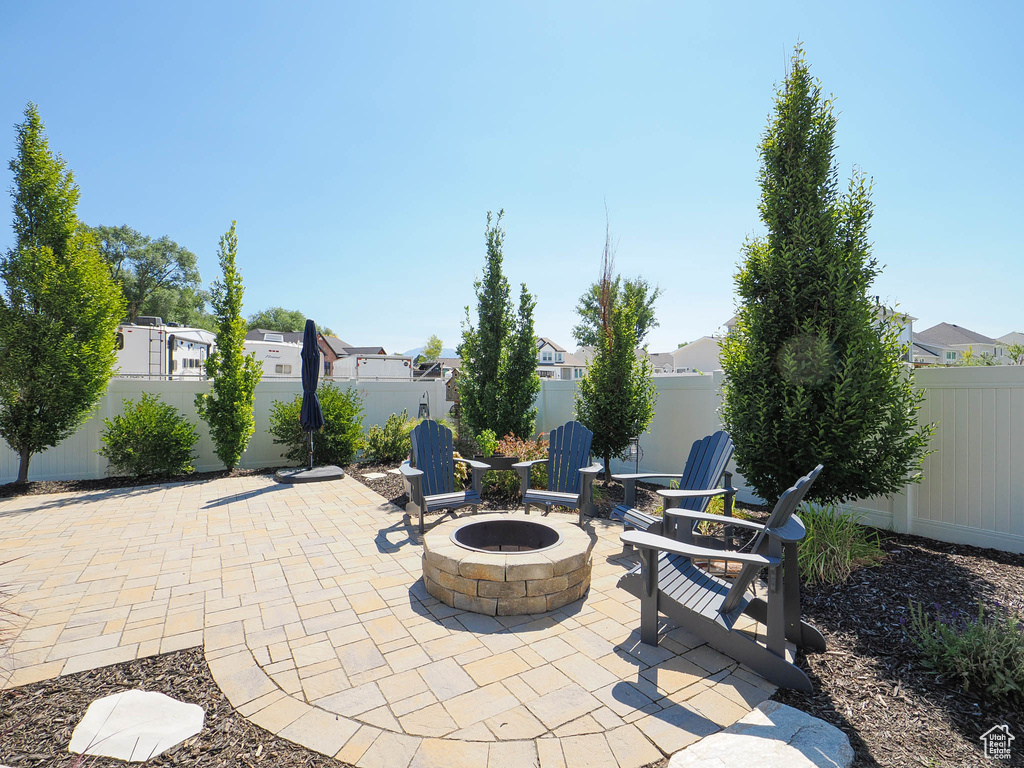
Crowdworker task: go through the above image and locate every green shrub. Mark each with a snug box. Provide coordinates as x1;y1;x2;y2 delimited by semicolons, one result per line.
797;503;886;584
268;383;364;467
97;393;199;477
906;600;1024;703
483;433;548;500
363;409;419;464
476;429;498;458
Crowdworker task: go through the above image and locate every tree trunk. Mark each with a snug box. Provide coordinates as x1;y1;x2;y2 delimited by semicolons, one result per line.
604;451;611;482
17;447;31;484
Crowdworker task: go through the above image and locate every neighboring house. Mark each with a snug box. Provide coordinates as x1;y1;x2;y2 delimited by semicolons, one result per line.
413;357;460;380
998;331;1024;347
536;337;587;380
671;337;725;373
647;352;677;375
316;334;387;378
914;323;1009;365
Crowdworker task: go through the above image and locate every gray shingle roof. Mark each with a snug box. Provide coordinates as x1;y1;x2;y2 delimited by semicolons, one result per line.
916;323;998;346
537;337;567;353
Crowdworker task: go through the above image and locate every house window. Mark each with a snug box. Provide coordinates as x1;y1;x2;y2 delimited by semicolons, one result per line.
996;348;1002;357
945;351;957;362
275;364;292;374
541;351;553;363
574;368;583;379
555;352;564;363
115;332;124;350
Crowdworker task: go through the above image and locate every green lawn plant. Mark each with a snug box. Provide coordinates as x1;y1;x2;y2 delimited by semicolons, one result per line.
194;222;263;471
98;393;199;477
797;503;886;584
906;599;1024;704
363;409;419;464
719;46;932;506
482;433;548;499
0;104;126;484
268;382;365;467
475;429;499;457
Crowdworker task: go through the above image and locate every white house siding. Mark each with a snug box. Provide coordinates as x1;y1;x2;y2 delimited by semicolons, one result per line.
670;337;723;373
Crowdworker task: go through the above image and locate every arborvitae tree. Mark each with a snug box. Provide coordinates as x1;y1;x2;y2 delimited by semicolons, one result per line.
574;229;657;480
719;47;932;505
498;286;541;439
194;222;263;470
458;210;540;439
0;104;125;483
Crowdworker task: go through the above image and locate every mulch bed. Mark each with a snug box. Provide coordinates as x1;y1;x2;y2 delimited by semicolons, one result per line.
0;468;279;500
0;647;347;768
773;532;1024;768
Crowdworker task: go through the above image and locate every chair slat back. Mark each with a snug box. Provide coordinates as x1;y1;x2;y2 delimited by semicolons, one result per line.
410;420;455;497
546;421;594;494
719;464;823;614
677;431;734;512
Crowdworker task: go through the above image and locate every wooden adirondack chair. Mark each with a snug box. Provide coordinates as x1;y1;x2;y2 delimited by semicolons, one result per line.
514;421;603;527
400;420;489;533
618;465;825;691
611;430;735;546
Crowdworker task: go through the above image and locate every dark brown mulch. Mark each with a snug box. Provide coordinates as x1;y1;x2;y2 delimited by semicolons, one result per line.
0;646;349;768
774;532;1024;768
0;468;281;500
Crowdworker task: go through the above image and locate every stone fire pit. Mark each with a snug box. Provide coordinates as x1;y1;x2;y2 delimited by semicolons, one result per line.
422;513;593;616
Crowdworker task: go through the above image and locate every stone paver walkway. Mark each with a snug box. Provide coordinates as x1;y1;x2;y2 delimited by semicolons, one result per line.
0;475;775;767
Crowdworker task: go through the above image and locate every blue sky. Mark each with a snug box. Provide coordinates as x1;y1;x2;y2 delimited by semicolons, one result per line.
2;1;1021;354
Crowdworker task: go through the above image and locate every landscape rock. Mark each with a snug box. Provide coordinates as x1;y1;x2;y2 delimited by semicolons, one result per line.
69;690;205;762
668;700;853;768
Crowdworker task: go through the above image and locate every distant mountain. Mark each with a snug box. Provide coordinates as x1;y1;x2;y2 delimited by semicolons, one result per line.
404;346;459;359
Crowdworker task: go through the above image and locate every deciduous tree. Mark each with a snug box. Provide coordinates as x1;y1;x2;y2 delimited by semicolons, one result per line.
194;222;263;470
719;47;932;505
573;227;657;479
0;104;125;483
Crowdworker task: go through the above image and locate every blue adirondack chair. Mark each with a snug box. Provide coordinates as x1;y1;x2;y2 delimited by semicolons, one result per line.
514;421;603;528
400;420;489;533
618;464;826;691
611;430;736;546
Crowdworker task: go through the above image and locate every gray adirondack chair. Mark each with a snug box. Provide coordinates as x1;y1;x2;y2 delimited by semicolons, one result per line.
618;464;825;691
611;430;735;546
514;421;603;527
400;420;489;533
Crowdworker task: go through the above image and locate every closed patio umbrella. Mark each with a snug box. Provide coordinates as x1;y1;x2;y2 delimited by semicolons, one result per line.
300;319;325;469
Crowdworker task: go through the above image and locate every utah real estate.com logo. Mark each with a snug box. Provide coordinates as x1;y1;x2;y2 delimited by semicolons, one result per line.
980;724;1014;761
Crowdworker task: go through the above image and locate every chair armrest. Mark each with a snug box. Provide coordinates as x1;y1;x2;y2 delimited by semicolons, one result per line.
579;463;604;476
512;459;547;469
455;457;491;470
656;488;729;500
620;530;779;567
399;462;423;479
664;509;765;531
612;472;686;482
767;515;807;543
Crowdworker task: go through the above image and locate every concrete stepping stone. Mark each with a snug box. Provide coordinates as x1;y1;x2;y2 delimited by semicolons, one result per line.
386;468;403;475
69;690;205;762
362;472;388;480
668;701;853;768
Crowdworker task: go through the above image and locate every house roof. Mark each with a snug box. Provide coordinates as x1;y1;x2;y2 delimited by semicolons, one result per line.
916;323;998;347
648;353;675;368
437;357;462;368
998;331;1024;345
319;335;354;356
246;328;305;344
347;346;387;355
537;337;567;353
911;341;941;358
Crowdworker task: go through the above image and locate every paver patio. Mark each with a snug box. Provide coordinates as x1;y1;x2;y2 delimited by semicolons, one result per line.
0;474;776;767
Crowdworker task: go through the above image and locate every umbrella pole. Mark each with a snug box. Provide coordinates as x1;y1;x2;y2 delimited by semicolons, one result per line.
308;433;314;471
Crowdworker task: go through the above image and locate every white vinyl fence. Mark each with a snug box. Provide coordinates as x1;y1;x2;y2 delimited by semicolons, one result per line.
3;367;1023;554
535;368;1024;555
0;378;451;482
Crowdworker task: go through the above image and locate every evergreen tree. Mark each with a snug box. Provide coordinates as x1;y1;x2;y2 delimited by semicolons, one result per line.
720;47;932;505
458;210;540;439
0;104;125;483
574;229;657;479
194;222;263;470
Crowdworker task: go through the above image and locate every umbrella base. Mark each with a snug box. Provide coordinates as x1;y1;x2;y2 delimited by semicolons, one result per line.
274;466;346;484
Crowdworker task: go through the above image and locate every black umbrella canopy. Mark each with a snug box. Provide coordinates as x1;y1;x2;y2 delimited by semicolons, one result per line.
299;319;325;434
